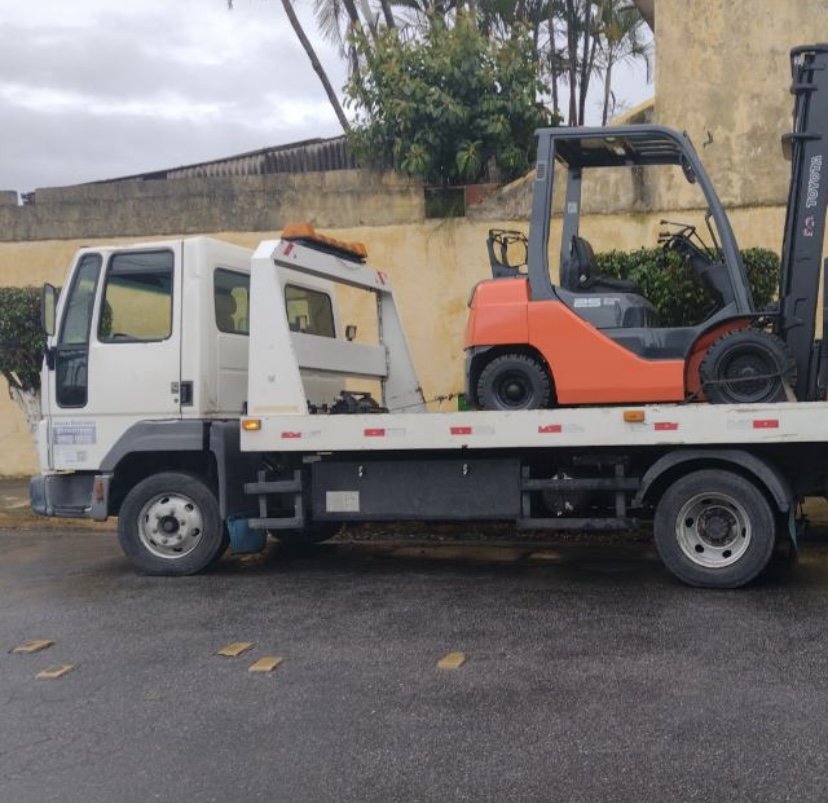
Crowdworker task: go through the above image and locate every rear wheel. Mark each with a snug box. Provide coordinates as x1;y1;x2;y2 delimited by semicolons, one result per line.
654;469;776;588
476;353;552;411
118;472;228;576
700;330;795;404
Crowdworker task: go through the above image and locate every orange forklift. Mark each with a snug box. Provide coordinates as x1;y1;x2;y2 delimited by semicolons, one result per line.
465;44;828;410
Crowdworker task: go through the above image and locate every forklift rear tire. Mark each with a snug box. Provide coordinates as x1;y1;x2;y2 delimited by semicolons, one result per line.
118;472;229;576
477;353;552;410
699;330;796;404
653;469;776;588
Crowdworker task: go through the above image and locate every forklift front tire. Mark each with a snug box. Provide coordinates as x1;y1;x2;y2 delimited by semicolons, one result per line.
700;330;796;404
476;353;553;411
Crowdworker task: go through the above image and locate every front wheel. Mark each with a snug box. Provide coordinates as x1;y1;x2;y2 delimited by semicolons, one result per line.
700;330;796;404
118;472;228;576
654;469;776;588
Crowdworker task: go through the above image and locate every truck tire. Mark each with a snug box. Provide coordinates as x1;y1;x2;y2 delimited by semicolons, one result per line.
699;330;796;404
476;353;552;410
653;469;776;588
118;472;228;576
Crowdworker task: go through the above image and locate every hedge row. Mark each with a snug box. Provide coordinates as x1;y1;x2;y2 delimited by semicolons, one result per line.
594;247;779;328
0;286;43;393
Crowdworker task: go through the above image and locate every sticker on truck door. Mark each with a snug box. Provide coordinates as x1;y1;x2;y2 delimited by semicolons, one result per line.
53;422;97;445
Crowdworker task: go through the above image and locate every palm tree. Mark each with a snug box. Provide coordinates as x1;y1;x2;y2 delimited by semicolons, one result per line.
227;0;351;132
597;0;650;124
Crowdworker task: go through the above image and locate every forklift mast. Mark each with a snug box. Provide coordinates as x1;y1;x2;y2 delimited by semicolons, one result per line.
778;44;828;399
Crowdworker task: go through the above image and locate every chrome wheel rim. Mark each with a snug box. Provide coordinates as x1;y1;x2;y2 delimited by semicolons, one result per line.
675;492;751;568
137;492;204;560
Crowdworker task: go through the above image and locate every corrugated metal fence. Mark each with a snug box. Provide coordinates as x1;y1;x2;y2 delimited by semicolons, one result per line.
102;136;357;183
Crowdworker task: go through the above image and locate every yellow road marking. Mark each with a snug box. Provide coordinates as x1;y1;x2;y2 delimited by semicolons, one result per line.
215;641;255;658
11;639;55;654
248;656;284;673
36;664;76;680
437;651;466;670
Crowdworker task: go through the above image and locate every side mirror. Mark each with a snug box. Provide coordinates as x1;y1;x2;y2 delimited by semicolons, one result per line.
41;283;57;336
345;324;357;342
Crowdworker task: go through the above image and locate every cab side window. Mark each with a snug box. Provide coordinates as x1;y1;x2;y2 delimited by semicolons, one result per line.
98;251;173;342
56;253;102;407
285;284;335;338
214;269;250;335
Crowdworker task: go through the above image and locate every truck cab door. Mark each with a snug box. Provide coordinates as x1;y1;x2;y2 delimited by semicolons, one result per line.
45;245;183;471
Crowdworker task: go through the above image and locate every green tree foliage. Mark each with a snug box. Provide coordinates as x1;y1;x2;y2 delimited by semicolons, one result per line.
345;14;553;184
0;287;44;393
594;247;780;327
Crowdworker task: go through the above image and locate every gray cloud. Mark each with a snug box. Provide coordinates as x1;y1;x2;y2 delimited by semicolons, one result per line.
0;2;349;194
0;98;342;192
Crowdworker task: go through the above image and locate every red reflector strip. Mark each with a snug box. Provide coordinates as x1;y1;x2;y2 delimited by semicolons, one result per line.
538;424;562;434
364;428;386;437
654;422;679;431
753;419;779;429
281;431;302;439
450;426;473;435
282;242;294;256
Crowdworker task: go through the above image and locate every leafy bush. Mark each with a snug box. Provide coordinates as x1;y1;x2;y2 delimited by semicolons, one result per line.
0;286;45;393
346;16;554;186
594;247;780;327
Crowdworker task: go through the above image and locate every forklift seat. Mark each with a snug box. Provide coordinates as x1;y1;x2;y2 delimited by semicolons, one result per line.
564;236;642;295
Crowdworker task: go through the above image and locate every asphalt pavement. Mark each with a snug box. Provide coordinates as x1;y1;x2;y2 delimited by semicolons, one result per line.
2;527;828;802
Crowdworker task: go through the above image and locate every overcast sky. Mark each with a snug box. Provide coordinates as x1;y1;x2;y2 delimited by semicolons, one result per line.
0;0;653;196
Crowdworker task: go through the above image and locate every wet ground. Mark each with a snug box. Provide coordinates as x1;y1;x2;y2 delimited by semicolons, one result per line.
2;527;828;802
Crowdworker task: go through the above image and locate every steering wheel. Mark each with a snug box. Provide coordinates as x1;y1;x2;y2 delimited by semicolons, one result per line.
657;221;714;265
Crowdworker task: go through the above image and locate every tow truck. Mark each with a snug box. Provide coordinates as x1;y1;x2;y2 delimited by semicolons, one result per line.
29;45;828;588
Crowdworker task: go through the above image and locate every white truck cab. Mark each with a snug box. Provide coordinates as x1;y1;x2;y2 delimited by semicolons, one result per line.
37;236;350;476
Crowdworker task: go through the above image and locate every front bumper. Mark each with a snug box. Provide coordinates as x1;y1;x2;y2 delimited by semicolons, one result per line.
30;472;111;521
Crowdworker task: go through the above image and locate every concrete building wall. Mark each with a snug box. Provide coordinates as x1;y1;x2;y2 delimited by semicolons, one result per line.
655;0;828;208
0;169;424;242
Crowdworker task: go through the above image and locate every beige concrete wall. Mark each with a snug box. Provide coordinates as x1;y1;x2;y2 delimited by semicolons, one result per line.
0;169;424;242
0;210;790;476
655;0;828;207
